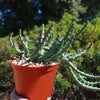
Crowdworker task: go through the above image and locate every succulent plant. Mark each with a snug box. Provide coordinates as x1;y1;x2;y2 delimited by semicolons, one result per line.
9;21;100;91
9;22;91;62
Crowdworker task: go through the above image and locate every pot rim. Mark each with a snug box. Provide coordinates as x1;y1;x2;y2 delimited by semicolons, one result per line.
9;57;60;70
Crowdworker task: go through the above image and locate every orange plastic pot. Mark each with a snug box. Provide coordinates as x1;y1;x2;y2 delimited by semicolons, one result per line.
9;58;59;100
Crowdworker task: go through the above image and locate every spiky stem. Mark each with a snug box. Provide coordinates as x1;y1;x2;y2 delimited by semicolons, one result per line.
60;43;93;61
30;22;54;61
9;32;25;59
19;29;29;56
67;61;100;79
70;67;100;91
75;21;88;37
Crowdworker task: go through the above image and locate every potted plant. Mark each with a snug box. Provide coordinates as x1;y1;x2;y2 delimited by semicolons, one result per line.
9;21;100;100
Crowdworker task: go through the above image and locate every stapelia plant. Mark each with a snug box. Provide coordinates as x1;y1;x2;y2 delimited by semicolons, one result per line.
9;21;100;91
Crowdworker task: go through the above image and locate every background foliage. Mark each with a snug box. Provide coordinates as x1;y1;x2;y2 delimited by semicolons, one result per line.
0;0;100;36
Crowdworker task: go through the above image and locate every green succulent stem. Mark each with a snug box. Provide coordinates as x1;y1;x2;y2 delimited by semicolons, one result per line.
67;61;100;79
70;67;100;91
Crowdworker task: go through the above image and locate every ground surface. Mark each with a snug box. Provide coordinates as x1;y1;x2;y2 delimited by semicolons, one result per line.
0;82;100;100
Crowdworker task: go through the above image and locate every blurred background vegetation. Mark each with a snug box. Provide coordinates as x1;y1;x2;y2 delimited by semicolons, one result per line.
0;0;100;36
0;0;100;99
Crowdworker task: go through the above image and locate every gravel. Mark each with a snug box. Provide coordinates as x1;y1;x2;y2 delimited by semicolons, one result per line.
12;58;56;67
